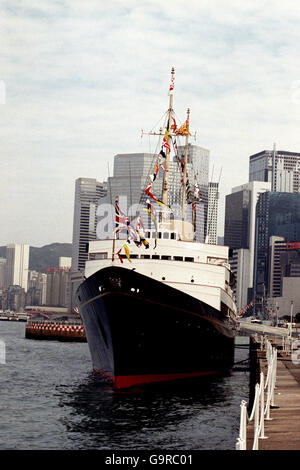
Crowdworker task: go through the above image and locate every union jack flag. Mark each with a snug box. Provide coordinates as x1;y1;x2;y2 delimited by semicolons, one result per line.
115;201;130;227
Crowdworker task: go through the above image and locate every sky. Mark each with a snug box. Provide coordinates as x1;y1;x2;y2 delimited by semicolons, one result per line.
2;0;300;246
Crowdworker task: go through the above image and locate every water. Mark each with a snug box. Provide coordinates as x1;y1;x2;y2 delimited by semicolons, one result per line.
0;322;250;450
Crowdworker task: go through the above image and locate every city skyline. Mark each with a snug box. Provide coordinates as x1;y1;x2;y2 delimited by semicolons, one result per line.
2;1;300;246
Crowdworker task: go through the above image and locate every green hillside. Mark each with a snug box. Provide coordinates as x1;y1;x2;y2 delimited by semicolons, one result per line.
0;243;72;273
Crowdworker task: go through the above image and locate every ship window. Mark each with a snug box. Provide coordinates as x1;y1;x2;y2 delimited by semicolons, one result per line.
171;233;177;240
174;256;183;261
158;232;162;239
185;257;194;262
152;255;160;259
146;232;151;238
163;232;169;239
161;255;171;260
141;255;150;259
130;255;138;259
152;233;156;239
95;252;108;260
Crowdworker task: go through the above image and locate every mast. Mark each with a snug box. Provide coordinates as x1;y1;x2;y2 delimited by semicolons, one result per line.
162;66;175;209
112;195;119;262
181;108;190;221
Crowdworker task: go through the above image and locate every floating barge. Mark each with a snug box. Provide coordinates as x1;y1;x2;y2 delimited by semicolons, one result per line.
25;320;86;342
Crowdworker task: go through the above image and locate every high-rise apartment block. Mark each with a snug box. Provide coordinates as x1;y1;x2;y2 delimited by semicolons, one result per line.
5;244;29;291
71;178;107;272
46;267;70;307
27;270;47;306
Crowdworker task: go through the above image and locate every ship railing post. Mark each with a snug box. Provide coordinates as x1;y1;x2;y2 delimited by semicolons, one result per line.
252;383;260;450
235;437;242;450
264;344;276;420
236;338;279;450
271;348;277;407
238;400;248;450
259;372;267;440
260;334;263;351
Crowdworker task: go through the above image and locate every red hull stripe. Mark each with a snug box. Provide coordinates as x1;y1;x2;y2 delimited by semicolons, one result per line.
114;370;229;389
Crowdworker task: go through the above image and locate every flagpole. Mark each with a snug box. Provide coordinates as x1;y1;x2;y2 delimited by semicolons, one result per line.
162;67;175;212
181;108;190;222
112;233;115;262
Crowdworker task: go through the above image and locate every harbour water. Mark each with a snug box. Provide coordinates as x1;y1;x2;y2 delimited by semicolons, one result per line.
0;322;249;450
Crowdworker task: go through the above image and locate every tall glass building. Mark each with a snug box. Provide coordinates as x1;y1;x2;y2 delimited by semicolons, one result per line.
249;147;300;192
99;146;210;242
224;181;271;311
254;191;300;301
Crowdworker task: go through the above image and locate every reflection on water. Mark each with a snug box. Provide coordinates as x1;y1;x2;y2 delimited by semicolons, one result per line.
57;367;249;450
0;322;250;450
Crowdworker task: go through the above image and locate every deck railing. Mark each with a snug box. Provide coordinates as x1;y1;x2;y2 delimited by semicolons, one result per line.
236;338;277;450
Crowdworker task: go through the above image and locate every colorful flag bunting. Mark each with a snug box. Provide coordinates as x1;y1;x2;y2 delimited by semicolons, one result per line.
171;116;177;132
117;244;132;264
175;119;191;136
145;182;168;207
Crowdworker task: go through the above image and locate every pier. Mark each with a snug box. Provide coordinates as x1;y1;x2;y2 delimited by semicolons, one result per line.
237;322;300;450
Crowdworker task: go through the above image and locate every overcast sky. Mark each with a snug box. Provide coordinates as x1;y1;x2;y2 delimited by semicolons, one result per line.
2;0;300;246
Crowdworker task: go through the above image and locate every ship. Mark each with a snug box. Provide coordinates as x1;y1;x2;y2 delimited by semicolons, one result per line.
75;68;238;390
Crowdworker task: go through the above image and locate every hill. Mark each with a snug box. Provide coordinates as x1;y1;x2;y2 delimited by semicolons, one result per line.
0;243;72;273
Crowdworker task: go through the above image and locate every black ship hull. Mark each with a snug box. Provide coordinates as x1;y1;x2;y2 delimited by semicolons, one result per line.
76;266;235;389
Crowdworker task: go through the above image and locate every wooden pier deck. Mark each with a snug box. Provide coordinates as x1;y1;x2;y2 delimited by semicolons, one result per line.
247;338;300;450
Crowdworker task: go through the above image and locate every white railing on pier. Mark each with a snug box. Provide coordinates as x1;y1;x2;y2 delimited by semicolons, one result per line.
236;338;277;450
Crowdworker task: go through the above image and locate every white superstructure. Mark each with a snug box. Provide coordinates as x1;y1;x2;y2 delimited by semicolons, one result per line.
85;223;236;317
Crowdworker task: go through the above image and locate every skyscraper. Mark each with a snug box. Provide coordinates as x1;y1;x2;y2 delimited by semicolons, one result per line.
177;144;210;241
71;178;107;272
5;244;29;291
254;191;300;303
249;146;300;192
0;258;6;290
206;182;219;244
224;181;271;310
268;236;300;298
97;146;211;244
